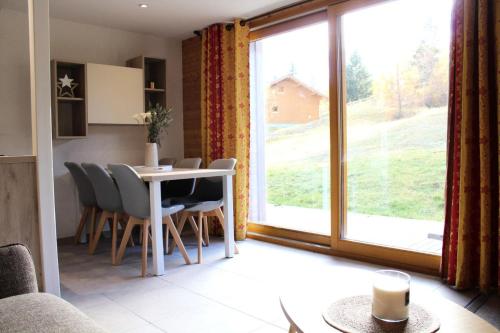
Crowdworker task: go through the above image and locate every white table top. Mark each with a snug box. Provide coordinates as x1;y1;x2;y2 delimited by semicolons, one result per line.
137;168;235;181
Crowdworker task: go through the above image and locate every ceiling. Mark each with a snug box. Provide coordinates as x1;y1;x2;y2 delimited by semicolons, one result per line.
2;0;301;40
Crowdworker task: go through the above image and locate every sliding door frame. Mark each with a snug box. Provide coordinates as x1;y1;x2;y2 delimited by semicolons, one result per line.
248;11;332;247
328;0;440;273
247;0;442;274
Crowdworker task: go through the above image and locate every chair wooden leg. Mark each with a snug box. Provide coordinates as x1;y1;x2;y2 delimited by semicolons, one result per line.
164;224;170;254
111;212;118;265
88;207;97;246
74;207;89;244
197;212;203;264
203;216;209;246
89;211;109;255
188;216;199;233
142;219;150;277
188;216;207;246
214;208;239;254
119;218;134;247
168;212;188;254
115;217;135;265
164;215;191;265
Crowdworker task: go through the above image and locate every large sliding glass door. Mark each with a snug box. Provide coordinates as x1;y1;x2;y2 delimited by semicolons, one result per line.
249;0;452;271
338;0;452;254
249;19;331;239
329;0;451;270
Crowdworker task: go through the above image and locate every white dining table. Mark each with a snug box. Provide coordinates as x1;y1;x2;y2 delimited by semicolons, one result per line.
136;167;236;275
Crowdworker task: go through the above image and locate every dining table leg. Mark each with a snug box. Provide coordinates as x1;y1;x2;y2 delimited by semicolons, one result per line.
222;174;235;258
149;180;165;275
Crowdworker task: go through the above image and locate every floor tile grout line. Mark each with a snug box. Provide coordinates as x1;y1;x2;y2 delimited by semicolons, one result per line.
99;291;169;333
160;277;288;330
465;292;488;313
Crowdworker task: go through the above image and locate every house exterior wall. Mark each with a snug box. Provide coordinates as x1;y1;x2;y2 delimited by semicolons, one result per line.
266;80;321;124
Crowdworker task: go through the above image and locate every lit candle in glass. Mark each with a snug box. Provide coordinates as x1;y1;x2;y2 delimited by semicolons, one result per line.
372;270;410;322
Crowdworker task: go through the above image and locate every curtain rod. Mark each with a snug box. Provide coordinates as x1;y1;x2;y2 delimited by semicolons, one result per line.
240;0;314;26
192;0;315;36
193;22;238;37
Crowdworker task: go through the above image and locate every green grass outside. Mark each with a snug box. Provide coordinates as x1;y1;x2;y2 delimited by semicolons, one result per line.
265;102;447;222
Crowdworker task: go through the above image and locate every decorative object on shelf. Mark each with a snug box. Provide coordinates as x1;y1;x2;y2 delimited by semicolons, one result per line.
372;270;410;322
323;295;440;333
133;103;173;167
51;60;87;138
57;74;79;98
149;81;155;89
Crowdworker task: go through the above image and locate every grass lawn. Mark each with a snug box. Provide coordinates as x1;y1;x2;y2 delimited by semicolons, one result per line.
265;102;447;222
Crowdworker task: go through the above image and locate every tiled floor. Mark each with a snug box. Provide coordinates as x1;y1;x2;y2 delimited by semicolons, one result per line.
58;236;499;333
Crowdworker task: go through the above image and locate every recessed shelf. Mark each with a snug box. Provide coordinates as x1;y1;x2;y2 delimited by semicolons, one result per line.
55;136;88;139
127;56;166;112
144;88;165;92
57;97;85;101
51;60;87;139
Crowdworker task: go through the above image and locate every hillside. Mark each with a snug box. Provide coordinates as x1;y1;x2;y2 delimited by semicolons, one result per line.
265;102;447;222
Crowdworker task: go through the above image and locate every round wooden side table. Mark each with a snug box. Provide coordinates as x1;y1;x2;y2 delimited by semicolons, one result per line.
280;291;498;333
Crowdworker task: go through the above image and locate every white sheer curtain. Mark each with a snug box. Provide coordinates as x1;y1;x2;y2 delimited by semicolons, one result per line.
248;41;267;223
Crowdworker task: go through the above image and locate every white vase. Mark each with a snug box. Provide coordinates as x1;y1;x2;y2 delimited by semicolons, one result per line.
145;142;158;167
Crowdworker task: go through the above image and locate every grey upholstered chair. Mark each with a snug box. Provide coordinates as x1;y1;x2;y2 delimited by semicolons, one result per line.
0;244;38;300
159;157;176;166
108;164;191;276
161;157;202;200
64;162;98;245
82;163;128;263
168;158;238;263
0;244;108;333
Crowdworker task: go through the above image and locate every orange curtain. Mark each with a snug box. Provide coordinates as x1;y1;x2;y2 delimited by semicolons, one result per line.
200;20;250;241
441;0;499;292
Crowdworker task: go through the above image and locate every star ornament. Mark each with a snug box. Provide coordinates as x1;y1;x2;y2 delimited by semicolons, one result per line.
59;74;73;87
57;74;79;98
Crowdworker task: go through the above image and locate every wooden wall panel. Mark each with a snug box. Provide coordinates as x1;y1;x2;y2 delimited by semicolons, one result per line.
0;156;42;287
182;37;202;159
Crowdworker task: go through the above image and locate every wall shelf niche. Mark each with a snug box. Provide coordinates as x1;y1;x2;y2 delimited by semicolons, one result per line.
51;60;87;139
126;56;167;111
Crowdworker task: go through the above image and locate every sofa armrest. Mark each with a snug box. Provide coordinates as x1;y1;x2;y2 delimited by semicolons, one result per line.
0;244;38;299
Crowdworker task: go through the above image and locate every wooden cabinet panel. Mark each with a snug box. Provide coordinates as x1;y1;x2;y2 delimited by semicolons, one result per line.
182;37;202;158
0;156;42;288
87;63;144;124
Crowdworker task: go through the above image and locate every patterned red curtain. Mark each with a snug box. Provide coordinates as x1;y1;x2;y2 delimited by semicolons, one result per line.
200;21;250;240
441;0;499;293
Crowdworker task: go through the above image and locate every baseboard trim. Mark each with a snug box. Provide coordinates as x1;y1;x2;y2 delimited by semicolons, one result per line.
247;232;439;276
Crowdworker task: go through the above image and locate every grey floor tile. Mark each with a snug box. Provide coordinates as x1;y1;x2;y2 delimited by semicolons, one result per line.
250;324;288;333
150;300;264;333
475;294;500;329
80;299;152;333
58;237;500;332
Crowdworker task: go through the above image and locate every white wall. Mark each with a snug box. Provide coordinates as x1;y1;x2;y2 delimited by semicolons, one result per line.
0;8;32;155
0;8;184;238
50;18;184;238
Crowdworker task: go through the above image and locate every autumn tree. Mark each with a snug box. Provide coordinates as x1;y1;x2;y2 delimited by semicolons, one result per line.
346;51;372;103
374;37;448;120
409;40;447;107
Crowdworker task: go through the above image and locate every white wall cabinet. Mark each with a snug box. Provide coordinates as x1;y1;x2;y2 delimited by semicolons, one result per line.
86;63;143;124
